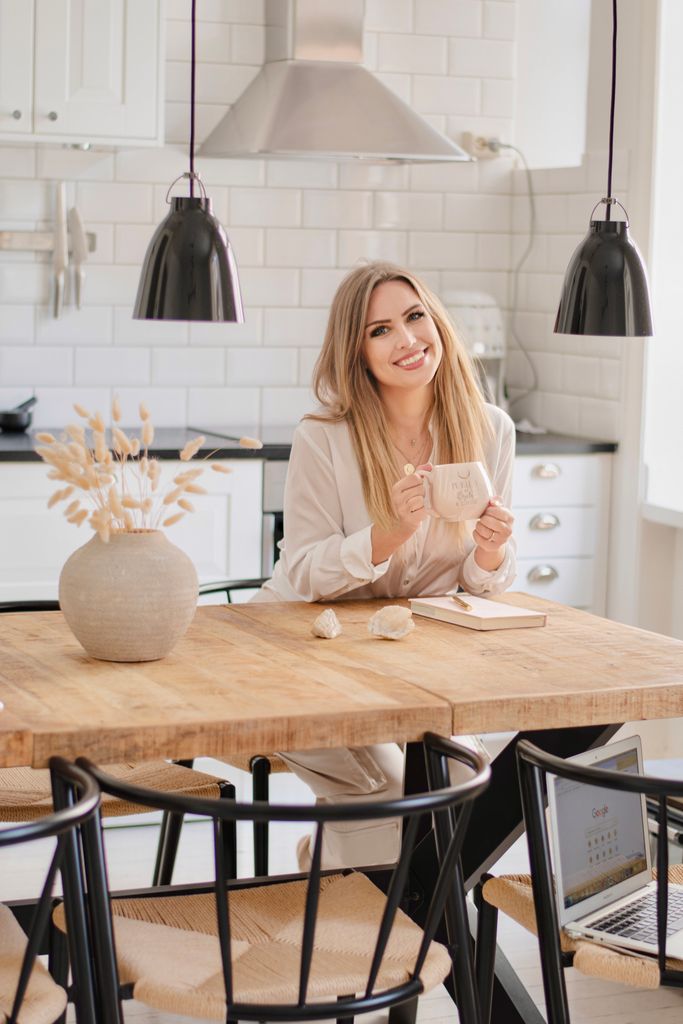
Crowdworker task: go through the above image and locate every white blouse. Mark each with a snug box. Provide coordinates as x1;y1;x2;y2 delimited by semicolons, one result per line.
254;402;517;603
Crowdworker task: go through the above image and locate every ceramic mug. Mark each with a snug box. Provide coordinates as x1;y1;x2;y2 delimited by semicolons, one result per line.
420;461;493;522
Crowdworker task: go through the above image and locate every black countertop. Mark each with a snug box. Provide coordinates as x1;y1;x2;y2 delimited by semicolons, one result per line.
0;425;617;461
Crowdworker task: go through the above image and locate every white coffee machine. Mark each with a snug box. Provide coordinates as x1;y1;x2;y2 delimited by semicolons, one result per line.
443;291;507;411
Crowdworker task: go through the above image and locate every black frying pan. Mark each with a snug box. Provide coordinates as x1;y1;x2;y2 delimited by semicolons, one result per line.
0;397;37;433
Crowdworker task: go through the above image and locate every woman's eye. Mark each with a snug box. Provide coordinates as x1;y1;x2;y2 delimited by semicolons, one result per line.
408;309;425;322
370;325;389;337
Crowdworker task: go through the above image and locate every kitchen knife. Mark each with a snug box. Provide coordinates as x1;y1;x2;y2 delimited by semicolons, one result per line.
53;182;68;318
68;206;88;310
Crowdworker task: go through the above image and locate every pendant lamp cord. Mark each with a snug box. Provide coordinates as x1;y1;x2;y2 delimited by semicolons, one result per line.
189;0;197;198
606;0;617;220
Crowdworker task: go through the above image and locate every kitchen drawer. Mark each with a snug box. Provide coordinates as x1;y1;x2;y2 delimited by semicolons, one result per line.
513;454;607;505
511;557;595;608
512;505;599;558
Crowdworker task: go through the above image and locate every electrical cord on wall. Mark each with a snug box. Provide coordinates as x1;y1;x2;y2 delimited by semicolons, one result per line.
485;138;539;411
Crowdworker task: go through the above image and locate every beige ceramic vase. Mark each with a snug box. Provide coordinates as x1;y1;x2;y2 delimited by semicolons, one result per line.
59;530;198;662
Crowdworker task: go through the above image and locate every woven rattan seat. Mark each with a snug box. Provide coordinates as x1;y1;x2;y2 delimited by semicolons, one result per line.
483;866;683;989
221;752;287;775
0;761;225;822
55;873;451;1020
0;903;67;1024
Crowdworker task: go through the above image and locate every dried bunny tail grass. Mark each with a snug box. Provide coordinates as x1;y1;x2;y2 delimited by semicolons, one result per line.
163;511;185;527
88;412;106;433
173;467;203;484
185;483;207;495
108;486;124;519
122;510;134;531
141;497;153;513
68;509;89;526
139;456;149;475
112;426;132;455
121;496;142;509
47;486;75;509
179;436;205;461
73;403;91;418
148;459;161;491
211;463;232;474
239;435;263;450
142;420;154;446
35;432;56;444
67;441;88;465
112;396;122;423
139;402;150;421
177;498;195;513
64;500;81;516
163;486;184;505
65;423;86;442
130;437;141;456
93;432;108;463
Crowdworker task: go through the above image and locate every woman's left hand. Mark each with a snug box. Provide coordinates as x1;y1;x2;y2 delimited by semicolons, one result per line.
473;497;514;554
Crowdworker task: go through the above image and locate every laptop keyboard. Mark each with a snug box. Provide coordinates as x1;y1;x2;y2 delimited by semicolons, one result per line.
590;889;683;944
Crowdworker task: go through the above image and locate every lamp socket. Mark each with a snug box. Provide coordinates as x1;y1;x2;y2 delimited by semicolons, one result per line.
461;133;502;159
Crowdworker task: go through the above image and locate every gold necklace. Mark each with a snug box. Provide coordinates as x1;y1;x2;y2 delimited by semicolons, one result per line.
391;432;431;475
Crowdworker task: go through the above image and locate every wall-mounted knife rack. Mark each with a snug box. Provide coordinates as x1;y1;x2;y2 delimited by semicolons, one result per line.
0;230;96;254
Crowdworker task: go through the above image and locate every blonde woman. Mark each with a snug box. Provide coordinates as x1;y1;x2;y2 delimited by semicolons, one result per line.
253;261;516;867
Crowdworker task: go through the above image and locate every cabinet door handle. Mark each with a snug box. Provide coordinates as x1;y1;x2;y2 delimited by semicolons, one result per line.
47;111;59;121
11;109;22;120
532;462;561;479
529;513;560;531
527;564;559;583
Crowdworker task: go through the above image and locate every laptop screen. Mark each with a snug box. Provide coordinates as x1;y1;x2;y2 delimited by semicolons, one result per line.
552;746;649;912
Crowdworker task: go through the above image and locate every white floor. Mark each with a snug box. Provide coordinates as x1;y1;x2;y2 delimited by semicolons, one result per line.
3;758;683;1024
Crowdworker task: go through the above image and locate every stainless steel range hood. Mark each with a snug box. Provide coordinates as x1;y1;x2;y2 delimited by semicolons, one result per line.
199;0;469;164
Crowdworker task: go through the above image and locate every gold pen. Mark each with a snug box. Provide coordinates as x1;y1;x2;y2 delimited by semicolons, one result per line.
450;593;473;612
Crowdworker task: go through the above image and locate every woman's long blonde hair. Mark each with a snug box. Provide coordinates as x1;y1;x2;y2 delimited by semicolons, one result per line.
309;262;492;531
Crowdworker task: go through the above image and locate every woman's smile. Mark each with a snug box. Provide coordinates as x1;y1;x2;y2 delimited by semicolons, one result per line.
362;279;442;390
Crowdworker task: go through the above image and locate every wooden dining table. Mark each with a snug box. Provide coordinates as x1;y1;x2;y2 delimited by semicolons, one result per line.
2;593;683;1024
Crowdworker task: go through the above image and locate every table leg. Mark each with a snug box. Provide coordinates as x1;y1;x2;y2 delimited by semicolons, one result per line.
400;724;621;1024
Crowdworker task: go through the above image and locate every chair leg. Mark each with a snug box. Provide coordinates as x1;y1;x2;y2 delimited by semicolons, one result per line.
251;755;271;876
219;781;237;879
337;992;356;1024
48;922;70;1024
152;758;194;886
473;877;498;1024
388;995;418;1024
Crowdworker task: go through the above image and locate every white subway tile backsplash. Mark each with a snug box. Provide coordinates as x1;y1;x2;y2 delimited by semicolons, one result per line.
303;191;373;229
300;269;348;307
152;347;223;387
374;73;412;105
36;149;114;182
114;307;188;346
266;229;337;268
76;183;152;224
413;76;480;115
298;348;320;387
483;2;517;40
409;160;478;194
190;312;264;347
537;392;580;437
338;230;408;267
166;61;257;106
563;355;602;398
75;347;150;387
36;306;112;346
378;33;447;75
477;233;511;270
0;305;34;343
263;308;328;347
226;348;298;387
415;0;482;37
441;269;509;308
449;38;515;78
338;164;410;191
262;388;314;425
266;161;338;190
231;188;301;227
115;224;159;265
187;387;261;426
0;181;50;221
230;23;265;64
578;398;620;441
239;268;299;307
365;0;413;33
445;193;511;232
32;388;111;429
409;231;476;269
0;147;37;179
1;346;72;386
482;78;515;118
80;266;141;306
115;146;188;184
116;388;187;428
223;227;264;267
0;265;49;304
600;359;622;402
374;192;443;230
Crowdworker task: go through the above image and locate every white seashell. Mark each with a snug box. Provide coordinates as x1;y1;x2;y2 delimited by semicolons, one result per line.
368;605;415;640
312;608;343;639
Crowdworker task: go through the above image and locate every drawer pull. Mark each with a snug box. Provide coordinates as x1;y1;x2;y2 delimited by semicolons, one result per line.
529;513;560;531
532;463;561;480
527;564;559;583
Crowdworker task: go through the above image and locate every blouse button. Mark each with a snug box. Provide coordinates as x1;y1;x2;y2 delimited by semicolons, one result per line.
403;578;411;586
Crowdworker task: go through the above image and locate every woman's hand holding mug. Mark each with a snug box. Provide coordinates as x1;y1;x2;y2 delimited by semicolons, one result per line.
390;464;432;536
473;497;514;558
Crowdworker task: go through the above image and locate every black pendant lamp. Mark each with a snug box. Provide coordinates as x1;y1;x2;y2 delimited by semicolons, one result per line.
555;0;652;337
133;0;244;322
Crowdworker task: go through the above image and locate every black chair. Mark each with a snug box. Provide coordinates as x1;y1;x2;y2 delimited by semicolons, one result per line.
0;759;100;1024
0;600;237;887
53;734;491;1024
480;738;683;1024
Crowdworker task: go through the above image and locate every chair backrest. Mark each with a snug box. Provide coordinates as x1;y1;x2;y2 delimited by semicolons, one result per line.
0;759;100;1024
516;738;683;1020
198;578;267;603
0;600;60;612
54;734;490;1024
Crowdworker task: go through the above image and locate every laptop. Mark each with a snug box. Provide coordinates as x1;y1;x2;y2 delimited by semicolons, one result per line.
547;735;683;958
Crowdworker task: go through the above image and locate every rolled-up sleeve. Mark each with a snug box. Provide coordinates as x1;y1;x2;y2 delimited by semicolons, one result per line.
283;427;391;602
460;409;517;595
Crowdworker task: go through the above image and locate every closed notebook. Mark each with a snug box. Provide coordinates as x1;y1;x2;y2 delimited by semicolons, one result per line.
409;594;547;631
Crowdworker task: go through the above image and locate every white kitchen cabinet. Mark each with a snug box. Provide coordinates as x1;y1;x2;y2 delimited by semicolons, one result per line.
0;0;163;145
511;453;612;613
0;459;263;602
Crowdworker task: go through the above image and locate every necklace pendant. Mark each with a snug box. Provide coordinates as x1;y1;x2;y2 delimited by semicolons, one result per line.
403;463;416;476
